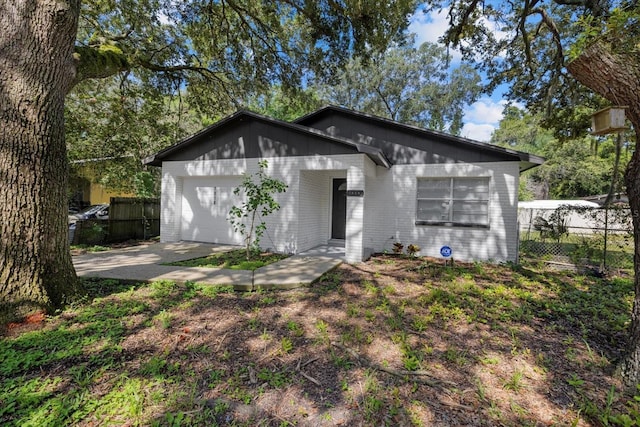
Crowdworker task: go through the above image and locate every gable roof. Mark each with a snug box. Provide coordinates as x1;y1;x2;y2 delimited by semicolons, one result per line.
143;109;391;167
144;105;544;172
294;105;544;172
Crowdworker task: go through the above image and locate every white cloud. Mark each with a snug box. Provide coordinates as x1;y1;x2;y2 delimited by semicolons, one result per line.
461;97;525;142
157;13;171;25
408;6;511;61
408;8;451;46
464;97;507;125
478;15;511;49
461;123;496;142
408;7;463;62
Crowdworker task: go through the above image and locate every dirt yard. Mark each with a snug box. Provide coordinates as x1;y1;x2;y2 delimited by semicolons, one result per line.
1;254;636;426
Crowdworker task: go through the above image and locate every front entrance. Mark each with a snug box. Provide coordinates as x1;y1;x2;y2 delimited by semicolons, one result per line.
331;178;347;239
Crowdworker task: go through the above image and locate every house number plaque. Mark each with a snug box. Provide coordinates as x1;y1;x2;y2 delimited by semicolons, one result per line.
346;190;364;197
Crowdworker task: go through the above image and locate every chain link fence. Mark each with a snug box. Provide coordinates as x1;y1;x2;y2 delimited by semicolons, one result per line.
518;204;633;273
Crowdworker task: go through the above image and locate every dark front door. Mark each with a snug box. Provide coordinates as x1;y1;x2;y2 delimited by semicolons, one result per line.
332;178;347;239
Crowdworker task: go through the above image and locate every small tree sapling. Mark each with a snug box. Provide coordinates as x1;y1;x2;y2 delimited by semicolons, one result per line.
228;160;288;260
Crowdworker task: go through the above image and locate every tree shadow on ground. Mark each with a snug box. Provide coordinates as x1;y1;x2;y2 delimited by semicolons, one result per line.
0;257;636;426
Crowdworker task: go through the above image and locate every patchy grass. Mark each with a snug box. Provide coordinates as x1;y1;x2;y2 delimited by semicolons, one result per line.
166;248;289;271
0;256;637;426
69;244;111;253
70;238;161;255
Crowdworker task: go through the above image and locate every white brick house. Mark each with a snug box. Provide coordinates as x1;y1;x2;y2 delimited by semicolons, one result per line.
144;106;543;263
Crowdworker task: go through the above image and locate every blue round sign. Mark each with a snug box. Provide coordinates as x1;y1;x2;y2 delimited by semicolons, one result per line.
440;246;452;258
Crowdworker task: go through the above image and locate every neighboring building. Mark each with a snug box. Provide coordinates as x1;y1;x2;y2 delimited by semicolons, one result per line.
69;158;135;208
144;106;543;263
518;200;601;235
584;193;628;206
518;199;631;236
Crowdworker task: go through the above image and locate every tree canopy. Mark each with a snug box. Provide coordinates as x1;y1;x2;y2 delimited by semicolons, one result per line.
491;105;631;200
65;0;420;196
420;1;639;132
315;41;482;134
75;0;417;112
1;0;418;322
65;76;198;197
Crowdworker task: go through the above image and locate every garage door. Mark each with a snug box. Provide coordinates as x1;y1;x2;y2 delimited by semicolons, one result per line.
181;177;244;244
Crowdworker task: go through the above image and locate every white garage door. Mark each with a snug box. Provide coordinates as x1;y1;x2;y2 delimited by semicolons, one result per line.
181;177;244;244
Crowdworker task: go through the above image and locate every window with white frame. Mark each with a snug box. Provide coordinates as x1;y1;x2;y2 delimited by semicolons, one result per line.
416;177;490;227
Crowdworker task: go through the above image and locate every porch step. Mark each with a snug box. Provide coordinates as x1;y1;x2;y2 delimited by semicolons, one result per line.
327;239;345;247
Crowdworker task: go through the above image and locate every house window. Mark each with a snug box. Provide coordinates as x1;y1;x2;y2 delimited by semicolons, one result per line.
416;177;490;227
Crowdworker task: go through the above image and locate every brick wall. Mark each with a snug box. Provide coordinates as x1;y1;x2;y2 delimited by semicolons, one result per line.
297;170;333;252
362;161;520;262
160;156;520;263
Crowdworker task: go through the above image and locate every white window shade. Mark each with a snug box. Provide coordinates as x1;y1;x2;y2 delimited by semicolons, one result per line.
416;177;490;227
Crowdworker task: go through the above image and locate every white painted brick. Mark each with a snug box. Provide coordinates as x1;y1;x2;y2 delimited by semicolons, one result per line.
346;164;365;263
160;155;521;263
297;171;332;252
362;161;520;262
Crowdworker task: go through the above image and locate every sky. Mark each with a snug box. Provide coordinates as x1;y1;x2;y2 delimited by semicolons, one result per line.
408;7;509;142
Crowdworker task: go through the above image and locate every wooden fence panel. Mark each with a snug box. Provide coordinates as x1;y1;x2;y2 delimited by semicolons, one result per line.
71;198;160;245
107;197;160;242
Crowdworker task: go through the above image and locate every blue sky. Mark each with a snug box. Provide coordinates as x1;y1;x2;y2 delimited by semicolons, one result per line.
408;7;511;142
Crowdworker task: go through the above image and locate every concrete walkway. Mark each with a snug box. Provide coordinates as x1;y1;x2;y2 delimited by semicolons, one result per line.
72;242;344;291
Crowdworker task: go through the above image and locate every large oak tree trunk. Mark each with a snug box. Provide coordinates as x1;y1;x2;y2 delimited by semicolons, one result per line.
0;0;83;322
568;41;640;386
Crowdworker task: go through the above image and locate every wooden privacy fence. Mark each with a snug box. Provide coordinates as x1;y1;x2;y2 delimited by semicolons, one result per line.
108;197;160;242
71;197;160;245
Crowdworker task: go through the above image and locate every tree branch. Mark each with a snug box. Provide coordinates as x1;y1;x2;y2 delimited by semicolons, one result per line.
80;13;135;46
552;0;590;5
531;7;564;61
104;28;135;43
73;45;130;86
375;86;396;120
446;0;481;46
222;0;286;58
552;0;608;16
137;59;231;88
331;342;458;389
567;40;640;125
518;0;535;83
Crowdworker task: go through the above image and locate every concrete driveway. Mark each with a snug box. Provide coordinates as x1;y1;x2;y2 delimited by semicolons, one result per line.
72;241;344;290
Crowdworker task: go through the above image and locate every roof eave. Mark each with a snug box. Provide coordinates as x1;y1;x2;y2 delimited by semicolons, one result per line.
375;152;392;168
142;154;159;167
517;152;545;173
355;143;391;168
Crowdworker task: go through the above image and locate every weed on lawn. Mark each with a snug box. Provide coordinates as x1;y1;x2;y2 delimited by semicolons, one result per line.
165;248;289;271
0;256;637;426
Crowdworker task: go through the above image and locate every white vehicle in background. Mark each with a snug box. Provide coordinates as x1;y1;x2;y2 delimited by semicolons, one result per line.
68;204;109;224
